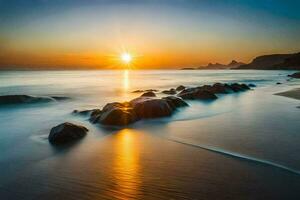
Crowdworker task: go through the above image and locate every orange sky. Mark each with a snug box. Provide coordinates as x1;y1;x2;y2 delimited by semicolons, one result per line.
1;1;300;69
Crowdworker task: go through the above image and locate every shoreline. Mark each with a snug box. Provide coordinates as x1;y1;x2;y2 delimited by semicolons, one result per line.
275;88;300;100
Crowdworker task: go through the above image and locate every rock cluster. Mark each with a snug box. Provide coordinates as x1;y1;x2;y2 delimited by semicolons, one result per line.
178;83;250;100
89;96;188;126
50;82;252;144
75;83;250;126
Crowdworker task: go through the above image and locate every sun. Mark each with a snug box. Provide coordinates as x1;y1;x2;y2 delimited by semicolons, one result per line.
121;53;132;64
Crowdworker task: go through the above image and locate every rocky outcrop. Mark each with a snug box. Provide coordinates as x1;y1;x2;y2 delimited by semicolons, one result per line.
288;72;300;78
49;122;88;145
237;52;300;70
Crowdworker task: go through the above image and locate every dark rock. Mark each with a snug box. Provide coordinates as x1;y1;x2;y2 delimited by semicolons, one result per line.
89;102;138;126
176;85;186;91
199;83;230;94
178;88;197;95
49;122;88;145
162;88;176;95
162;96;188;110
178;89;217;100
229;83;250;92
248;83;256;87
89;109;102;123
99;106;138;126
276;82;282;85
0;95;53;105
141;91;156;97
130;97;173;118
288;72;300;78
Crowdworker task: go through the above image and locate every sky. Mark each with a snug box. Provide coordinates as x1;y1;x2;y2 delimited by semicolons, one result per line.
0;0;300;69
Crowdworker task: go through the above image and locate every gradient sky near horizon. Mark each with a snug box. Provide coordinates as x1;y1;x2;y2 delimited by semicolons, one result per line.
1;0;300;69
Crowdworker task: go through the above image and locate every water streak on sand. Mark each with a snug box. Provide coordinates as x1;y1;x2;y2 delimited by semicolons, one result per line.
165;137;300;175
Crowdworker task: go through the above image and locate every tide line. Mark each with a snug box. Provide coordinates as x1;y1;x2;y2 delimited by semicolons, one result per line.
165;137;300;176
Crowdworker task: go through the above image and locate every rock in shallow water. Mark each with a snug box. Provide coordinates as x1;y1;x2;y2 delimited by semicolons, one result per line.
178;89;218;100
0;95;53;105
89;96;188;126
0;95;69;105
130;97;173;118
49;122;88;145
83;83;250;126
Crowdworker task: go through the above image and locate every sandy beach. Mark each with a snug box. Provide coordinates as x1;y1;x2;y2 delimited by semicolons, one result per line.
275;88;300;100
1;70;300;199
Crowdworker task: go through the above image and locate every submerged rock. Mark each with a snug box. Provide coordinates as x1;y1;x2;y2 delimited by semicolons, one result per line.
288;72;300;78
73;109;96;115
248;83;256;87
49;122;88;145
0;95;53;105
0;95;69;105
141;91;156;97
51;96;70;101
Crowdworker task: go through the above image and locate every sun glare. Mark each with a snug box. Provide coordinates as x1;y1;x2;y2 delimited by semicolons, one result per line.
121;53;132;64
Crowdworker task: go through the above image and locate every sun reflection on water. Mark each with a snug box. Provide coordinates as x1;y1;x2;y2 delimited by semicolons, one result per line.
113;129;140;198
123;70;130;92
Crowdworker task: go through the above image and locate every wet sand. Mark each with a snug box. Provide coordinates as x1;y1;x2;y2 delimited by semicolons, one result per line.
275;88;300;100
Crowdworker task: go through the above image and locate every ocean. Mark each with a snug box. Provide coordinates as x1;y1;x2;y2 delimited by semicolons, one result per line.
0;70;300;199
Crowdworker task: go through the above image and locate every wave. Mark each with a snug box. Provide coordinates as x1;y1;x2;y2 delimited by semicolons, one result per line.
164;137;300;175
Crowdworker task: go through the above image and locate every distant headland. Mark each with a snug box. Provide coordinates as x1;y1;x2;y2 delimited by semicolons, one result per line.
182;52;300;70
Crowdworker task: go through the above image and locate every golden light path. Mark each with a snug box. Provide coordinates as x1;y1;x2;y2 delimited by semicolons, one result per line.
113;129;141;199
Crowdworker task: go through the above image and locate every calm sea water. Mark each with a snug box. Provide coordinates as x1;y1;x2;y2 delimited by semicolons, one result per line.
0;70;300;199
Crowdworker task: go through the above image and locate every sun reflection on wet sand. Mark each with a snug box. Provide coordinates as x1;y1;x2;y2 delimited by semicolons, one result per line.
113;129;141;199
